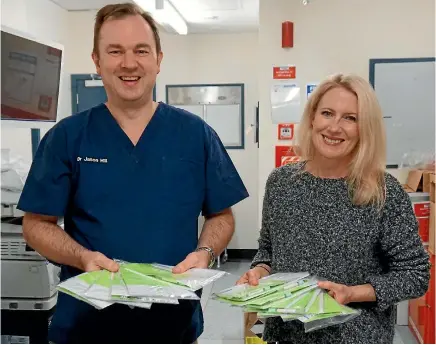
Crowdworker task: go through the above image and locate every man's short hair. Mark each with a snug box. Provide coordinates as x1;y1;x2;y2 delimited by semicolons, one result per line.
93;2;161;56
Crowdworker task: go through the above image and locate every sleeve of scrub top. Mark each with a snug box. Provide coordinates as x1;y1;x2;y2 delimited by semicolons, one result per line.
365;176;431;311
202;125;249;216
17;124;72;217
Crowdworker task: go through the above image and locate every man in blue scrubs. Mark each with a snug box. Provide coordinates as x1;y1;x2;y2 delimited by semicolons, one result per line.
18;3;248;343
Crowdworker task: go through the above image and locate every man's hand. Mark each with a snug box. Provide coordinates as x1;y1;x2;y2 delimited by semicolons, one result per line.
318;281;376;305
172;251;210;274
79;251;119;272
236;266;270;286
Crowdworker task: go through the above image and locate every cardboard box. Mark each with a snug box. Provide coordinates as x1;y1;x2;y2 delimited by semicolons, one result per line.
403;170;434;193
244;313;266;344
430;202;435;255
430;174;435;203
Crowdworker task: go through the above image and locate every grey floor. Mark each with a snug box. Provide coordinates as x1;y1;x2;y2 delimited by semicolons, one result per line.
198;261;419;344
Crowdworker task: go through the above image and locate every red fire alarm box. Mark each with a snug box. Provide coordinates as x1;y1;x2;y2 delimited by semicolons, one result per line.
275;145;299;168
282;21;294;48
278;124;294;140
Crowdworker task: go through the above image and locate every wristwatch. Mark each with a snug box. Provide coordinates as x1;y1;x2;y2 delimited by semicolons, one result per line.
195;246;216;268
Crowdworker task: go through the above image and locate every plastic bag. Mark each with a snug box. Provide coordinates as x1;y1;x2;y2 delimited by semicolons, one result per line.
149;263;227;290
214;272;361;332
83;269;113;300
290;290;360;332
399;150;435;170
267;284;318;313
117;262;226;300
56;271;114;309
120;265;200;300
110;272;178;305
248;278;317;309
1;149;30;191
57;261;228;308
213;272;310;304
298;306;361;333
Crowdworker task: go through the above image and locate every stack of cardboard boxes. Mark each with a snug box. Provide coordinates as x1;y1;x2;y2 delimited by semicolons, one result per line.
404;169;435;344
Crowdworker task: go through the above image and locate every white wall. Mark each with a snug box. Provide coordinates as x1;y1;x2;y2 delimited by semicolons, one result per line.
158;33;260;249
1;0;71;162
62;11;260;249
257;0;435;218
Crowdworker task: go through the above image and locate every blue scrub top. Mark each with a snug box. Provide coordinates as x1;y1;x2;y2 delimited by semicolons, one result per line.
18;102;249;343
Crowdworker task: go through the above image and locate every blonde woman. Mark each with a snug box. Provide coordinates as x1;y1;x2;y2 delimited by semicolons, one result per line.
237;73;430;343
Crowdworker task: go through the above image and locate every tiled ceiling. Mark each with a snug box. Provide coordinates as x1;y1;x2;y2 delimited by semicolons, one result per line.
49;0;259;33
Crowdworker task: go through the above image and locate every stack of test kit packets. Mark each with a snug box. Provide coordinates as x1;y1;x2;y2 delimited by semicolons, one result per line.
213;272;361;333
56;262;227;309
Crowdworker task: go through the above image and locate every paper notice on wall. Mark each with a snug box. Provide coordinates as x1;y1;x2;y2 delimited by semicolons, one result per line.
273;65;296;80
271;83;301;124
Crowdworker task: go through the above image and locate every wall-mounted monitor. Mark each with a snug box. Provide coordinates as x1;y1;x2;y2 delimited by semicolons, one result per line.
1;25;64;129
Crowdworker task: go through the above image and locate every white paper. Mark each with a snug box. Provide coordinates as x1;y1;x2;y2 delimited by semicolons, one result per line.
271;83;301;124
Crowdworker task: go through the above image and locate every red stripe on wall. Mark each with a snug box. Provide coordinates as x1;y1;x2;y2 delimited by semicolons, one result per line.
1;104;52;120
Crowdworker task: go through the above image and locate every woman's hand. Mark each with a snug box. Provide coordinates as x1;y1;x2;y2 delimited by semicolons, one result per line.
237;265;271;286
318;281;376;305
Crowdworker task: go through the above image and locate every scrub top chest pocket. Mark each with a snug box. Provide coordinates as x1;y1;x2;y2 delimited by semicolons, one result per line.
161;156;205;206
73;155;125;210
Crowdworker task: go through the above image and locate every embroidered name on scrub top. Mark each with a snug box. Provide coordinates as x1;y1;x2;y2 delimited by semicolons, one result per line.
77;156;108;163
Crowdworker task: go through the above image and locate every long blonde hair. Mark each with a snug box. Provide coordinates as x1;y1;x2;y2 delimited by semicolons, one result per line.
297;73;386;208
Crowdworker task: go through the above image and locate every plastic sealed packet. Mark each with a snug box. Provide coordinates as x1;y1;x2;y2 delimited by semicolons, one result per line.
213;281;282;303
262;272;310;284
297;292;361;332
304;288;323;314
83;270;113;301
109;272;152;309
246;279;318;309
84;270;154;309
120;266;200;300
56;271;114;309
111;272;179;305
280;313;303;321
128;263;227;291
214;283;286;306
213;271;361;332
266;284;318;312
300;311;360;333
213;272;310;303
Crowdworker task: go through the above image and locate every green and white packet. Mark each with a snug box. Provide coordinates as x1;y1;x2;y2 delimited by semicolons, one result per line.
245;279;318;309
213;272;310;303
83;269;113;301
213;271;361;333
83;271;152;309
269;285;318;314
120;265;200;300
56;271;114;309
297;292;360;329
111;272;178;305
124;263;227;291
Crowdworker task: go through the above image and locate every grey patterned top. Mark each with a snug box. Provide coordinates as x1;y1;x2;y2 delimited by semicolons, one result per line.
251;162;430;344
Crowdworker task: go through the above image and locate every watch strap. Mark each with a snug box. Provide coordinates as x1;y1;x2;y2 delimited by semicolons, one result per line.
196;246;215;268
